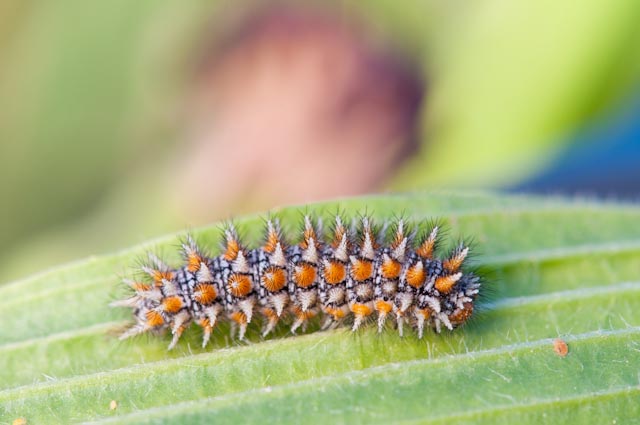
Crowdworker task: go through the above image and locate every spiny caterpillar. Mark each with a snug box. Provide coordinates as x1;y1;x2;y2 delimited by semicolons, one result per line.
112;215;481;349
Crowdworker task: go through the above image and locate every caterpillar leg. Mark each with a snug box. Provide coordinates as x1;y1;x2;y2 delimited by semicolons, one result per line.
168;326;185;351
434;313;453;333
352;314;365;332
394;292;413;337
350;303;372;332
320;315;335;330
238;299;255;325
396;313;405;337
374;300;393;333
168;311;191;350
202;305;222;347
261;308;279;337
290;307;315;334
321;304;348;330
290;317;304;334
230;311;249;340
200;304;223;348
238;322;248;341
414;309;430;339
199;319;213;348
377;311;388;333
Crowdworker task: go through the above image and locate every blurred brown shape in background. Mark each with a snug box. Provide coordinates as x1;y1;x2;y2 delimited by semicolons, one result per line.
174;4;425;222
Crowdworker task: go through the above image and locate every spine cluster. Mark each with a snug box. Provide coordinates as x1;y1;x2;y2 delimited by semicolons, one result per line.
113;216;481;349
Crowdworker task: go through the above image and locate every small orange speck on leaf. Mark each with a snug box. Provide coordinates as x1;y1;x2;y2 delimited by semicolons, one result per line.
553;338;569;357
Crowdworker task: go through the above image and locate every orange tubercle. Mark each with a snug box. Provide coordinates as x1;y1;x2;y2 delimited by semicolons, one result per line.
443;247;468;273
152;270;174;286
351;303;372;317
264;228;280;253
230;311;247;324
323;261;346;284
262;266;287;292
227;273;252;297
331;226;347;249
416;239;435;259
391;231;404;250
449;302;473;325
324;306;346;319
262;307;278;320
162;296;183;314
406;262;426;288
223;238;240;261
186;253;203;272
351;259;373;281
415;308;431;319
294;263;316;288
380;258;401;279
194;283;217;305
300;226;318;250
291;305;316;320
374;300;393;314
199;317;211;328
435;273;460;294
145;310;164;327
444;257;464;273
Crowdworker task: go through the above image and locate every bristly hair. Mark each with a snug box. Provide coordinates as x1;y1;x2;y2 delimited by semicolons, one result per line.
112;213;483;350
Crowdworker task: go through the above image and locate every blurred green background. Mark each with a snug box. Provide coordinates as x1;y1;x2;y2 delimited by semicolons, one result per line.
1;0;639;284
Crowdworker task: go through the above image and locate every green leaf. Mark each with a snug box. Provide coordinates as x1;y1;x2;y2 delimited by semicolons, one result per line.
1;192;639;424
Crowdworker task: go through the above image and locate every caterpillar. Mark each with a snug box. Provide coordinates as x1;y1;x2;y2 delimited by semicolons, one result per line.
112;215;481;350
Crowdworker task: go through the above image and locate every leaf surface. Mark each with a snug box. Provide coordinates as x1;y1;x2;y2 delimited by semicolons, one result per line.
1;192;639;424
